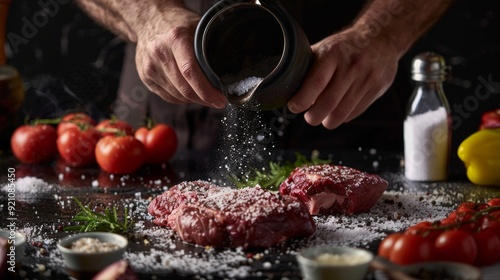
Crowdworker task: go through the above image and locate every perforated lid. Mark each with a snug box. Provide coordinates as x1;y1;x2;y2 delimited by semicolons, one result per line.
411;52;448;82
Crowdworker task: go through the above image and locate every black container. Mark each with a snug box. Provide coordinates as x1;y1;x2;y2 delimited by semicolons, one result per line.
194;0;313;110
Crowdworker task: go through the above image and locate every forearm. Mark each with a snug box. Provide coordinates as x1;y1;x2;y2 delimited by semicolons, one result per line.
75;0;197;43
352;0;455;58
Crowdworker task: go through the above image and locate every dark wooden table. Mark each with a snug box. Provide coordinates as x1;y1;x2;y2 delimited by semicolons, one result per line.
1;149;499;279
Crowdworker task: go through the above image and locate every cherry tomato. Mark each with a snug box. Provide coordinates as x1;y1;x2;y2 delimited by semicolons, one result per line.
11;124;57;164
57;126;101;167
389;234;435;265
57;112;95;135
479;108;500;129
378;233;403;259
487;198;500;207
406;221;442;242
472;230;500;266
135;123;178;164
457;202;477;212
95;135;146;174
435;230;477;264
96;119;134;137
481;217;500;239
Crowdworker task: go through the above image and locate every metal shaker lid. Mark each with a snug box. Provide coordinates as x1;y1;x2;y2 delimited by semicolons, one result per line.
411;52;448;81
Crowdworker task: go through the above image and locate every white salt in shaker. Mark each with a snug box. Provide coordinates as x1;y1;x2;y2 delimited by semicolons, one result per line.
404;52;452;181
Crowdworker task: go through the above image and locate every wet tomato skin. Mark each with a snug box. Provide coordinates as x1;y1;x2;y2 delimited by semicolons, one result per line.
95;135;146;174
11;124;57;164
435;230;477;265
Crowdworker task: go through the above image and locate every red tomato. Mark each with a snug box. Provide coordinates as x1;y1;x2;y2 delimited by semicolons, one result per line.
57;126;101;167
57;113;95;135
487;198;500;207
481;218;500;239
457;202;477;212
96;119;134;137
389;234;435;265
479;109;500;129
435;230;477;264
95;135;146;174
406;221;442;242
472;230;500;266
11;124;57;164
378;233;403;259
135;124;178;164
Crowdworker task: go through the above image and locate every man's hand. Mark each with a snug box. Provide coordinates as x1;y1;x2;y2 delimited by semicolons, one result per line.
287;28;399;129
135;8;227;109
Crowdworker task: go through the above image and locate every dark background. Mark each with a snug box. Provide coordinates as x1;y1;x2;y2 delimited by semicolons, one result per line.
3;0;499;157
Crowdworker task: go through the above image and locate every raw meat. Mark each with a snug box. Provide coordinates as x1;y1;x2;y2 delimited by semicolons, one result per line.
279;164;388;215
148;180;316;249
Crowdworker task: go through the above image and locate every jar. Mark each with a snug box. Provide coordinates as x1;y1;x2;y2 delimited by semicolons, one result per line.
404;52;452;181
194;0;313;110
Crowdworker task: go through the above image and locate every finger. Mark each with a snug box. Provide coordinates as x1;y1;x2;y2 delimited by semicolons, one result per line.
146;79;187;104
287;51;337;114
170;38;227;108
320;85;362;129
303;70;355;126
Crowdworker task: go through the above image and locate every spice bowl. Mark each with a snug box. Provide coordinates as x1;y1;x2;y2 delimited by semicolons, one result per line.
296;246;374;280
0;229;27;264
57;232;128;274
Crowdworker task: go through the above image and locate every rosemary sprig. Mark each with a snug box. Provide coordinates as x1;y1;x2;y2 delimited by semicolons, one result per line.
229;151;331;191
64;197;132;234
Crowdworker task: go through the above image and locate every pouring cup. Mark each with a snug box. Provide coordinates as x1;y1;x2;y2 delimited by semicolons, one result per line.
195;0;313;110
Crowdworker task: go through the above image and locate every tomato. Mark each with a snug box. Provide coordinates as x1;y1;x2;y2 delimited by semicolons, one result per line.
95;135;146;174
457;202;477;212
135;123;178;164
57;112;95;135
487;198;500;207
435;230;477;264
406;221;442;242
479;108;500;129
481;218;500;239
378;233;402;259
472;230;500;266
96;119;134;137
389;234;435;265
11;124;57;164
57;126;101;167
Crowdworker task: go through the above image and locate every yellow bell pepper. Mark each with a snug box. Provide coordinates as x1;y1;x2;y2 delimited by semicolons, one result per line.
458;128;500;187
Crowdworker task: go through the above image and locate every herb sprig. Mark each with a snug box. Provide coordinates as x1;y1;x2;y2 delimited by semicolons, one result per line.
229;151;331;191
64;197;132;234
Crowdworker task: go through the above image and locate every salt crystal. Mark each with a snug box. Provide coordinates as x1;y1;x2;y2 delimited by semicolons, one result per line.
1;176;53;194
226;76;263;96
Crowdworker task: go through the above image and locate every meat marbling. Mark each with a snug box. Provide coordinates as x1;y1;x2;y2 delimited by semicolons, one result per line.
148;180;316;249
279;164;388;215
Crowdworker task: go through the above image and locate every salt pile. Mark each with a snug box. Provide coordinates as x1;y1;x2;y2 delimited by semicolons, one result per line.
226;76;263;96
1;176;53;194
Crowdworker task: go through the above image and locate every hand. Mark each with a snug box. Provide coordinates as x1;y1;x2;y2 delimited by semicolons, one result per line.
287;27;400;129
134;7;228;109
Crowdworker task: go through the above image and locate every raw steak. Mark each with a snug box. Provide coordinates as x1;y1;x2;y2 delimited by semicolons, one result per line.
148;180;316;249
279;164;388;215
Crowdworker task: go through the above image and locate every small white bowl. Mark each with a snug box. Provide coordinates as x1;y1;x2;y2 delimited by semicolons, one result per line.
296;246;374;280
57;232;128;272
0;229;26;263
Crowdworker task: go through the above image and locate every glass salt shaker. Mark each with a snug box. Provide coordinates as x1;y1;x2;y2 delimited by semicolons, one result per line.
404;52;452;181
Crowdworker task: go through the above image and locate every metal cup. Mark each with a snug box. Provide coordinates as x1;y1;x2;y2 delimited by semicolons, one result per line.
195;0;313;110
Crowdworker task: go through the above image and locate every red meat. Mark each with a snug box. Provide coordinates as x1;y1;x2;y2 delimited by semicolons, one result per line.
148;180;316;249
279;164;388;215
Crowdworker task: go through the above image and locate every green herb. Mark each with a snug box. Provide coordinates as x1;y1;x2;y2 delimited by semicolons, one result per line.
229;151;331;191
64;197;132;234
